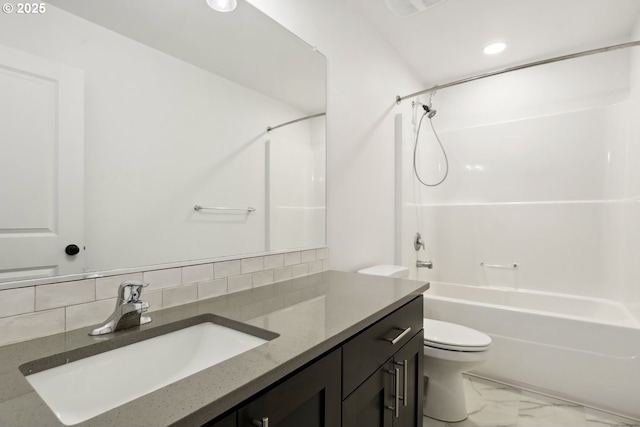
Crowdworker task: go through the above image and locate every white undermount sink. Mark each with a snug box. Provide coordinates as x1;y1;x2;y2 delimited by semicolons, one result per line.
24;321;271;425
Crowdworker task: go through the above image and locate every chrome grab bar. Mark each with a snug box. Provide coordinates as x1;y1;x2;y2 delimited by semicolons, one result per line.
480;262;518;269
194;205;256;213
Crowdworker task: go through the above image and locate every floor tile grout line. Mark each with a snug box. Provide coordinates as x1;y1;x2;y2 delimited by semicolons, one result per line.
465;373;640;424
423;375;640;427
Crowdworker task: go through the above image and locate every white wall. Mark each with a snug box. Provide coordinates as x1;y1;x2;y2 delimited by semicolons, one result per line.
621;17;640;316
248;0;423;272
268;116;326;251
402;48;639;302
0;5;323;271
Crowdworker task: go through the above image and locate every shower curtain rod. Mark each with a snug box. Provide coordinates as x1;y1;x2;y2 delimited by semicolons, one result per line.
267;112;326;133
395;40;640;104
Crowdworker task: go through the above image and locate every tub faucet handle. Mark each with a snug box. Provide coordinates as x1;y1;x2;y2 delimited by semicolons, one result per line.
414;232;425;251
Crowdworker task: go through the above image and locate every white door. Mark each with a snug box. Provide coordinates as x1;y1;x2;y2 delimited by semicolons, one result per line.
0;44;84;282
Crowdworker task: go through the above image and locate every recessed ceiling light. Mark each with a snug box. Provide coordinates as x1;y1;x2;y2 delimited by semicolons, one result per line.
384;0;446;17
483;42;507;55
206;0;237;12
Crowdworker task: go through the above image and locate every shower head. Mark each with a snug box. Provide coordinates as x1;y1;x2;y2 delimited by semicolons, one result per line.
422;104;437;119
412;100;437;118
423;105;437;119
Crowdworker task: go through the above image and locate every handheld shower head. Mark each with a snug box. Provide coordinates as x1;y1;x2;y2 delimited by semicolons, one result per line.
422;104;437;118
413;100;437;118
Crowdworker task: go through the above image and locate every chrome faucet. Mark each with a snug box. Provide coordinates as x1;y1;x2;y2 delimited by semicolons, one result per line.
89;280;151;336
416;260;433;269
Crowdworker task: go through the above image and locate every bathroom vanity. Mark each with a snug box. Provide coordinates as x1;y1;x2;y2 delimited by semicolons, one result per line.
0;271;428;427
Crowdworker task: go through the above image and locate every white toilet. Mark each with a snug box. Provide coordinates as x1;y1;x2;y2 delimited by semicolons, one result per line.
357;265;492;423
422;318;491;422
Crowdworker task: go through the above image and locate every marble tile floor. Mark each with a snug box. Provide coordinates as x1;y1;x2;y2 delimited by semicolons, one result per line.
423;375;640;427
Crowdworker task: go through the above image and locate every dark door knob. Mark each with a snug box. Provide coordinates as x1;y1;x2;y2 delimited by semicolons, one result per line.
65;244;80;256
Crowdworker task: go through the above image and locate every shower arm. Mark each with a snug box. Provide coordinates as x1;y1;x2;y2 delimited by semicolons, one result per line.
395;40;640;104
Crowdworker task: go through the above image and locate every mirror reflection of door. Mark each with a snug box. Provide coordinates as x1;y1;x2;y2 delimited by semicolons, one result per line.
0;45;84;281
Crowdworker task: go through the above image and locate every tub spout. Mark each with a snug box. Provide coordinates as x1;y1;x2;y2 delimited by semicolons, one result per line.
417;260;433;269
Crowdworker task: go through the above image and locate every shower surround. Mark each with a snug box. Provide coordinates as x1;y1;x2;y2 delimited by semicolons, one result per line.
400;26;640;419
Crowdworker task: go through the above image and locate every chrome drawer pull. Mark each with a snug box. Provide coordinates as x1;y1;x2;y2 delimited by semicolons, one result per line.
252;417;269;427
385;326;412;345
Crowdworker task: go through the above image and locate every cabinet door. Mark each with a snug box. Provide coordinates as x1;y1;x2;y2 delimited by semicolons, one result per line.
342;358;394;427
237;348;341;427
393;332;424;427
204;411;235;427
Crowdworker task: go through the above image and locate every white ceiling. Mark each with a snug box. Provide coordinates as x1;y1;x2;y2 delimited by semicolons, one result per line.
48;0;326;113
45;0;640;110
346;0;640;88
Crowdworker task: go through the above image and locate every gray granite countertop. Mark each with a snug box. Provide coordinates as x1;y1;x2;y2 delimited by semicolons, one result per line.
0;270;429;427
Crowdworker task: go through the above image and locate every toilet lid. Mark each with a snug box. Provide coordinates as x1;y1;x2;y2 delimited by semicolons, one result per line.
423;318;491;352
357;265;409;278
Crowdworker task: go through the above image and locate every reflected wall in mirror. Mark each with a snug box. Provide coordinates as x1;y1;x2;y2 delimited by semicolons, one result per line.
0;0;326;287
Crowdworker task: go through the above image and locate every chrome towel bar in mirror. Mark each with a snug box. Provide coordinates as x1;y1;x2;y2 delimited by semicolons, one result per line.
194;205;256;213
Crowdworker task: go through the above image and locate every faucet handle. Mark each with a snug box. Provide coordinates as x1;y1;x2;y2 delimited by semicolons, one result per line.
118;280;149;303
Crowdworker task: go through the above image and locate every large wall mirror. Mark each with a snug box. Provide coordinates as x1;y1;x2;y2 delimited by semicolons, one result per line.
0;0;326;288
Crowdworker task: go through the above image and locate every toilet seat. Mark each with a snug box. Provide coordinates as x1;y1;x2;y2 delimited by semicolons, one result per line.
423;318;491;352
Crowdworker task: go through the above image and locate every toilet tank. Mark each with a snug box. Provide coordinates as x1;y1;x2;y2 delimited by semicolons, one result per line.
357;265;409;278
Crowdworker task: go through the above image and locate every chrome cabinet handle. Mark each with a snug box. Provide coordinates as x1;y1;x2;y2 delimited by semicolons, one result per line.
402;360;408;407
251;418;268;427
385;367;400;418
385;326;412;345
393;367;400;418
395;360;408;407
403;359;408;407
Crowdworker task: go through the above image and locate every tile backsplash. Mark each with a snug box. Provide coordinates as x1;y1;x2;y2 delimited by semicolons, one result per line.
0;248;329;347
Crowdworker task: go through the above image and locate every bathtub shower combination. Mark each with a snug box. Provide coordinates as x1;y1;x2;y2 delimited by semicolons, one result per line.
423;282;640;419
397;38;640;420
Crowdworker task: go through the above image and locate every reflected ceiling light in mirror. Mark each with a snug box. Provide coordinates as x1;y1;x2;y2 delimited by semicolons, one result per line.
206;0;237;12
384;0;446;17
484;42;507;55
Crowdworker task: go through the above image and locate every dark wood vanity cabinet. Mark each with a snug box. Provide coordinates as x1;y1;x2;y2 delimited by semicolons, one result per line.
342;334;423;427
391;332;424;427
237;348;341;427
208;412;235;427
206;349;340;427
342;297;424;427
342;358;395;426
205;296;423;427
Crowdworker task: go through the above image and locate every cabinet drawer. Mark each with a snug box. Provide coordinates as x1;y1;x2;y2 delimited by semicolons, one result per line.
342;296;423;398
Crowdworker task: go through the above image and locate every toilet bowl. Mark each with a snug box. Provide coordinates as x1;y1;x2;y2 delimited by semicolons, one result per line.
422;318;491;422
357;265;492;423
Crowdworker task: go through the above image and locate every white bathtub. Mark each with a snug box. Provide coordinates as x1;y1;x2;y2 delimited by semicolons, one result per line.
423;282;640;420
